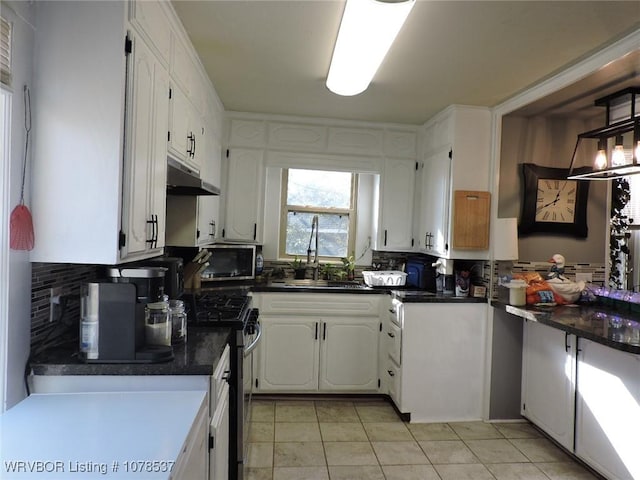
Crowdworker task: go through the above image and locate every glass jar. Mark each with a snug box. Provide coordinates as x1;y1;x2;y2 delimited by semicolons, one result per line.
144;301;171;346
169;299;187;345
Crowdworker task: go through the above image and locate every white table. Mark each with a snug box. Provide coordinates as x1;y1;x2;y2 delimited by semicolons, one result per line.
0;390;206;479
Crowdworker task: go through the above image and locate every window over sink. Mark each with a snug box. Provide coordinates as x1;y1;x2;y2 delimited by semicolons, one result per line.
280;168;357;260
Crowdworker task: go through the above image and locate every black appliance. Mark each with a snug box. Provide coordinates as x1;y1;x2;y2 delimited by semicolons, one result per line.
185;289;260;480
78;282;173;363
142;256;184;300
405;257;437;292
200;244;257;282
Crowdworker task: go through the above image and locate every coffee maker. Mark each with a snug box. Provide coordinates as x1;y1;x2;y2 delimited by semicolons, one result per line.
79;267;173;363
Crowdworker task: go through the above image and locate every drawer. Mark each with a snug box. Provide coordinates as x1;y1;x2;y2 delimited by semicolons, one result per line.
386;321;401;365
211;344;231;408
389;299;402;327
385;359;401;409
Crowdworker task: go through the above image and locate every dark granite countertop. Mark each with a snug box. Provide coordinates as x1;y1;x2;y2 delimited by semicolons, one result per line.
391;290;488;303
252;283;488;302
251;282;383;294
493;301;640;354
30;327;233;376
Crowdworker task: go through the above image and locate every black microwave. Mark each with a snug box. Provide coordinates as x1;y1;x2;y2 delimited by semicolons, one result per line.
201;244;256;281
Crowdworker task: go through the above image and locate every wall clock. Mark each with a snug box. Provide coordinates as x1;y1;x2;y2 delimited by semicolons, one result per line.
519;163;591;238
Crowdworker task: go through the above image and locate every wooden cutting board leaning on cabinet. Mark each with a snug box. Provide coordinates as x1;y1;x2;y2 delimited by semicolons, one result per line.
453;190;490;250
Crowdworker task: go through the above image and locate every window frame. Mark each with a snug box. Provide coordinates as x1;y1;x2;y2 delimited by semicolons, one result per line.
279;168;358;262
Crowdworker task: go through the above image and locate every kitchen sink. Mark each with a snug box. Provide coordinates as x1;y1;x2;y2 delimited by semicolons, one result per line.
272;279;367;289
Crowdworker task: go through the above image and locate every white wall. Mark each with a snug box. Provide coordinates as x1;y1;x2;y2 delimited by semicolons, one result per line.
2;1;35;411
498;115;608;263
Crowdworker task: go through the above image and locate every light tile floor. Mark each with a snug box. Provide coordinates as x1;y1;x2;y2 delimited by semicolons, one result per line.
245;398;602;480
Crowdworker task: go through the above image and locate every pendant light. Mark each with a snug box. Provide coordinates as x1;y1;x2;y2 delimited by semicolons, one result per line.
568;87;640;180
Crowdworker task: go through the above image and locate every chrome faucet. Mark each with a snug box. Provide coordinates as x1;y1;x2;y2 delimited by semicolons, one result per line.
307;215;320;280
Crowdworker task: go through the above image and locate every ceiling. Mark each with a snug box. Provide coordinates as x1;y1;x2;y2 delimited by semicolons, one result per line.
171;1;640;125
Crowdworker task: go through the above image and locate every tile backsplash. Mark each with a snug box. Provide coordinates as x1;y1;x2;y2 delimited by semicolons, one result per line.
31;263;98;351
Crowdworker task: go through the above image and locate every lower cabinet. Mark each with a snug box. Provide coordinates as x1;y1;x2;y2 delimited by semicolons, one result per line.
256;316;379;392
385;302;487;422
209;383;229;480
172;397;209;479
519;319;640;480
575;338;640;480
521;320;576;452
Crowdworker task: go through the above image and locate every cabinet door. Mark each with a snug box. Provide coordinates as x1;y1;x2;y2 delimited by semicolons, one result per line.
521;320;576;451
121;34;167;259
128;0;171;63
168;83;191;163
377;158;415;251
197;133;222;246
419;147;451;257
210;383;229;480
256;317;319;391
223;149;264;242
171;397;208;480
319;317;379;391
575;339;640;480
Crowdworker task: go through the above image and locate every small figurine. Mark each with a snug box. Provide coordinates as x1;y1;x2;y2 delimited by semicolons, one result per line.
546;254;585;303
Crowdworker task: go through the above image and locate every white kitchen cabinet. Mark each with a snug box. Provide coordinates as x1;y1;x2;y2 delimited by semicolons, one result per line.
30;2;168;264
121;32;169;259
165;111;222;247
171;393;209;480
521;320;576;452
168;83;203;174
375;158;416;251
257;317;320;391
575;338;640;480
196;125;222;245
128;0;171;65
417;147;451;256
320;317;379;391
415;105;491;259
252;293;381;393
387;301;487;422
222;148;265;243
209;382;229;480
256;316;379;392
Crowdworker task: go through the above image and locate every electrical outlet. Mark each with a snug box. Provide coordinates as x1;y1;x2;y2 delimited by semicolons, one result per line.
575;272;592;283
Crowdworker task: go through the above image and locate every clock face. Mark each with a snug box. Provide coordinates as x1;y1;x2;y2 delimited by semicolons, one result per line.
534;178;577;223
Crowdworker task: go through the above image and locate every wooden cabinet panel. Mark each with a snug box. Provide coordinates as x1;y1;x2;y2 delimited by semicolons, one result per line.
453;190;490;250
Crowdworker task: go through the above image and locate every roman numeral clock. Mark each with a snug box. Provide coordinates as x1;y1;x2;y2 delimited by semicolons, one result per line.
519;163;591;238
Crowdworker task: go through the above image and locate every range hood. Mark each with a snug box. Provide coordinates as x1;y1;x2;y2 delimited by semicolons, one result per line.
166;157;220;196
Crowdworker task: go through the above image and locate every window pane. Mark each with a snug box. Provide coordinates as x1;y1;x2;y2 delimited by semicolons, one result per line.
285;212;349;258
287;169;352;209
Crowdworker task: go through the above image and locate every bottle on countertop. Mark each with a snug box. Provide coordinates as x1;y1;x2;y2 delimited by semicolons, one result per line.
256;250;264;275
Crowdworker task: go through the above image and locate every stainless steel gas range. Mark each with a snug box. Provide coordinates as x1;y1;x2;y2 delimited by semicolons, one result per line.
185;289;260;480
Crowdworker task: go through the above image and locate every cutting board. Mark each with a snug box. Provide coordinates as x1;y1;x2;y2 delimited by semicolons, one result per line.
453;190;490;250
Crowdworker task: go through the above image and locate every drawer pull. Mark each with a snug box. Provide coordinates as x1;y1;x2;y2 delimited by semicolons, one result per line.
387;370;395;377
387;332;395;338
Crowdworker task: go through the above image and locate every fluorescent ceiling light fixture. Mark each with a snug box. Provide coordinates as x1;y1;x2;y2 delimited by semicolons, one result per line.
326;0;415;96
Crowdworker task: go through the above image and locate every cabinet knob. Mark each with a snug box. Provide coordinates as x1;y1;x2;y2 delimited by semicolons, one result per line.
387;370;395;377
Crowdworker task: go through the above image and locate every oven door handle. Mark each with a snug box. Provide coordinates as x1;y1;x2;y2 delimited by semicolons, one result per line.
244;322;262;357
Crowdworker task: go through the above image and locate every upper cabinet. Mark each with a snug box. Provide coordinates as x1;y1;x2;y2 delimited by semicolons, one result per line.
221;148;265;243
415;106;492;259
374;158;416;251
31;1;168;264
30;1;220;263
